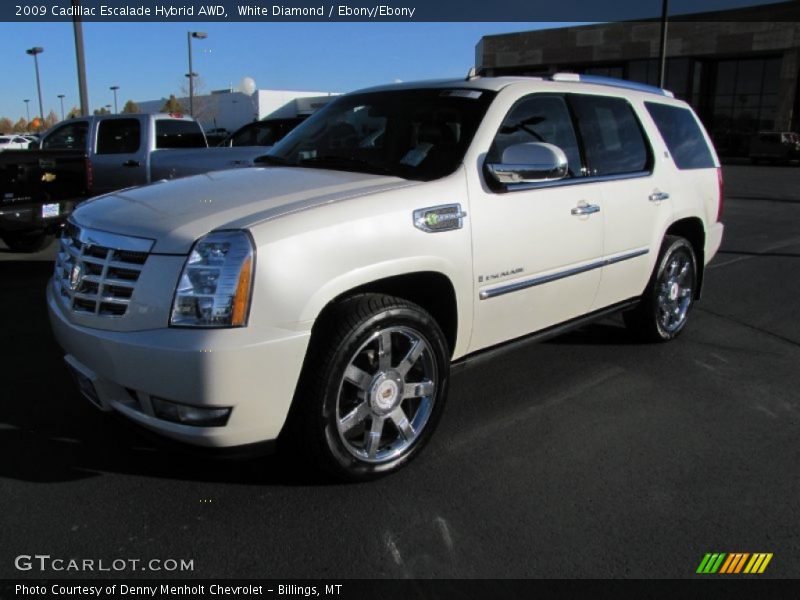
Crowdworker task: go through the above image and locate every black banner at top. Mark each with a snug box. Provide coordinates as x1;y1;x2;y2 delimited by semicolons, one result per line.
2;0;799;22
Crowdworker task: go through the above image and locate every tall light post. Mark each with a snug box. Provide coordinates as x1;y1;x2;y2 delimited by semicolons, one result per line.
58;94;65;120
72;0;90;115
657;0;670;88
23;99;31;122
26;46;45;128
110;85;119;113
187;31;207;117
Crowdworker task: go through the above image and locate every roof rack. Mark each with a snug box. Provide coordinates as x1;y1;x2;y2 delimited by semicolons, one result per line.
549;73;674;97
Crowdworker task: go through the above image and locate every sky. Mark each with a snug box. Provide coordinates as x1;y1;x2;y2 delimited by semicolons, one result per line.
0;22;569;121
0;0;782;122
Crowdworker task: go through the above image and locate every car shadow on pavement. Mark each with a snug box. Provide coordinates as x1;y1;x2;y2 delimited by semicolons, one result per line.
0;259;641;486
544;320;640;346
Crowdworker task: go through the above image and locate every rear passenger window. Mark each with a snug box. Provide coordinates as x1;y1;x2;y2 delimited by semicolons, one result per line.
155;120;206;149
488;94;582;177
645;102;716;170
570;95;651;176
96;119;141;154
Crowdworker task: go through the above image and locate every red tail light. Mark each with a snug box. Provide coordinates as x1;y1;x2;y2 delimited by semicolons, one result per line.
716;167;724;222
85;157;93;192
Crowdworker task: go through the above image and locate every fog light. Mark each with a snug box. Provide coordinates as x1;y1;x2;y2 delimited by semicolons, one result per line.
151;397;232;427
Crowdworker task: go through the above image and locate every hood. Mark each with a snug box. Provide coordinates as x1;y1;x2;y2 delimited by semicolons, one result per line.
72;167;416;254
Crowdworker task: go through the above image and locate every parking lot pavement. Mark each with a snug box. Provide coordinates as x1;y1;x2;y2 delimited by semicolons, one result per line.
1;164;798;579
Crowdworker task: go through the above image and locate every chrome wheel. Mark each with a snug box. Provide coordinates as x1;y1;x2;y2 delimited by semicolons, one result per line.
656;250;694;334
335;326;437;464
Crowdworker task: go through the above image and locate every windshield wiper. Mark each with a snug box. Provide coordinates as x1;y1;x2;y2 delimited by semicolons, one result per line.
253;154;291;166
298;155;396;176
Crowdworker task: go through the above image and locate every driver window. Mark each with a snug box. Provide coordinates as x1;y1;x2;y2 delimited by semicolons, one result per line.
488;95;582;177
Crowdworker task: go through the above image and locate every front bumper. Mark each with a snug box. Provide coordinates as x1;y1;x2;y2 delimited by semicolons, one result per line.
0;199;78;233
47;283;311;448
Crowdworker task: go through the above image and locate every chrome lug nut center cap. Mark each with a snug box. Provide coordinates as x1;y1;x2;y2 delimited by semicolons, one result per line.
370;373;403;414
669;281;680;301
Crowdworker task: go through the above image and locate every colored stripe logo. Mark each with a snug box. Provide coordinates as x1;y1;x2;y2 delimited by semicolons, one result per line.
696;553;773;574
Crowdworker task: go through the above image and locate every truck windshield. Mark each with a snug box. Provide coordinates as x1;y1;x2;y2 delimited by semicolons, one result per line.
265;88;496;181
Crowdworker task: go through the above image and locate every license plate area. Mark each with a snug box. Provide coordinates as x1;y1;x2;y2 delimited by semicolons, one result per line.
41;203;60;219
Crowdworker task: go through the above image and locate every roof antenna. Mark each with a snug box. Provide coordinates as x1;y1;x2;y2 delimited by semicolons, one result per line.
466;66;479;81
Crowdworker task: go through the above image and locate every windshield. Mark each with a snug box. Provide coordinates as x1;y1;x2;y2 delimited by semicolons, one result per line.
222;118;304;147
265;88;496;181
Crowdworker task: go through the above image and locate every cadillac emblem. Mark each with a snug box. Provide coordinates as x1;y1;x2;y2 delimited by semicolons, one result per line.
69;262;84;291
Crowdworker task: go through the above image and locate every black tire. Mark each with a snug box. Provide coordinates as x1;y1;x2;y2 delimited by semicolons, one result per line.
1;230;54;253
624;235;698;342
281;293;450;482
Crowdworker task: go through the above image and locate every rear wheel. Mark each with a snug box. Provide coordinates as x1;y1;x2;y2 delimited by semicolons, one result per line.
624;235;697;342
283;294;450;481
1;230;54;253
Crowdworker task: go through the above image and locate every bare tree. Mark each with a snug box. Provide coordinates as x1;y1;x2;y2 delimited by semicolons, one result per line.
179;76;219;127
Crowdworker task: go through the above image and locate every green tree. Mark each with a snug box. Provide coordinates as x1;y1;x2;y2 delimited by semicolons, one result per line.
122;99;140;114
66;106;81;119
93;107;111;116
0;117;13;133
159;95;185;113
12;118;28;133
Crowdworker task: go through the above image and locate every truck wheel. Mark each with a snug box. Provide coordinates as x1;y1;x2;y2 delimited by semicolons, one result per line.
284;293;450;481
624;235;697;342
1;231;54;253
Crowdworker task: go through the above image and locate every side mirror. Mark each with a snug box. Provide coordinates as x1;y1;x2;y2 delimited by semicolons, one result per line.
486;142;569;184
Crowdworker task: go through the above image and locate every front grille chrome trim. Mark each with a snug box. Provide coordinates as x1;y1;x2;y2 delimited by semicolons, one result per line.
54;222;154;318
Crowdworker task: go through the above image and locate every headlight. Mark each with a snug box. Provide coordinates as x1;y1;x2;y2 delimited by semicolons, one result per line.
170;230;255;328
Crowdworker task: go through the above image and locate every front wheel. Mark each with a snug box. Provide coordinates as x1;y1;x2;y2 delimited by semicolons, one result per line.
624;235;698;342
283;294;450;481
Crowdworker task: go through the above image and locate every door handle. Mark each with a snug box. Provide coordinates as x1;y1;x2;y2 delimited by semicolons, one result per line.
649;191;670;202
571;202;600;216
122;160;140;167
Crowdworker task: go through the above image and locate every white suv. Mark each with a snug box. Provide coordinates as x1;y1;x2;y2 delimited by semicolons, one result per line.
48;74;724;480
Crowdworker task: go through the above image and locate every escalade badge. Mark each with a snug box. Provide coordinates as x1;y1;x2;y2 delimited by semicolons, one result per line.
69;263;85;291
413;204;467;233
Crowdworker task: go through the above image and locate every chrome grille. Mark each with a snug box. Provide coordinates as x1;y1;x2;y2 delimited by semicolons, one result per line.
54;222;154;318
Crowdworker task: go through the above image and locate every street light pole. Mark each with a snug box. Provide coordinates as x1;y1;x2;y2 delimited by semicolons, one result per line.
58;94;65;120
187;31;207;117
110;85;119;113
657;0;670;88
26;46;45;128
72;0;90;115
23;99;30;122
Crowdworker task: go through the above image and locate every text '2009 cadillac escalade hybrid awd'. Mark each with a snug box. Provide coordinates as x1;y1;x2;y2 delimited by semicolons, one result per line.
48;74;724;480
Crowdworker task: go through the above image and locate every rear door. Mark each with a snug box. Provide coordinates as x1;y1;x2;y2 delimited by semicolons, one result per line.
90;117;148;193
568;93;673;310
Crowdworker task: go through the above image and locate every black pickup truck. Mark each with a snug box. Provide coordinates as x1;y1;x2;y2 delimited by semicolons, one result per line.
0;149;90;252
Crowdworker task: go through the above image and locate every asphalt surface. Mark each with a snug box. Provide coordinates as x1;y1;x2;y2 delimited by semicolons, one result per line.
1;164;799;579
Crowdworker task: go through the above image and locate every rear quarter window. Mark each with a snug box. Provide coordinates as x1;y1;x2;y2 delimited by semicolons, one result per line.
645;102;716;170
155;120;206;149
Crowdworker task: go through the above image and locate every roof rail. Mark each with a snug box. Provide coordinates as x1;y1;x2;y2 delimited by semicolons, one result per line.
549;73;674;98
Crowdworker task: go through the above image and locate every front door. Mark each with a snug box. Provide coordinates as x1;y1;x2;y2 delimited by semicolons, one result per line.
467;94;605;352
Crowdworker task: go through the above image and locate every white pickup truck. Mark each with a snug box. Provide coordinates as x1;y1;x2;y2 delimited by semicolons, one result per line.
48;74;724;480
